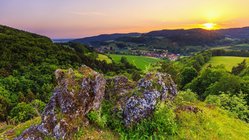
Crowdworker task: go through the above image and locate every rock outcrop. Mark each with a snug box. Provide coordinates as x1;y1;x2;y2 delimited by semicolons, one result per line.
17;66;178;139
16;65;106;140
123;73;177;126
106;72;178;127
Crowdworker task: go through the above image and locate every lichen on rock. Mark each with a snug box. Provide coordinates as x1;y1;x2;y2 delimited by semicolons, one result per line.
16;66;178;139
123;72;177;126
16;65;106;140
106;72;178;127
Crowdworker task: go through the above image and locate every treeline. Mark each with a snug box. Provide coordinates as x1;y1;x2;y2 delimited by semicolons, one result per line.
160;50;249;122
160;51;212;88
211;49;249;57
0;25;139;123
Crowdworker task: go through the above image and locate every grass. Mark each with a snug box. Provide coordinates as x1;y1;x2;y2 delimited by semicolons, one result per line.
97;54;112;64
2;102;249;139
204;56;249;71
0;117;41;139
109;54;162;71
78;125;119;140
0;117;118;140
175;102;249;140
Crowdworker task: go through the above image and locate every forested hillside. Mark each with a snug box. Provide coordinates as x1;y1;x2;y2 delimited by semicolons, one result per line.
0;25;139;124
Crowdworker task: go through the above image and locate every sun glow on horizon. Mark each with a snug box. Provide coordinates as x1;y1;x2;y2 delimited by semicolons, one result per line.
202;23;218;30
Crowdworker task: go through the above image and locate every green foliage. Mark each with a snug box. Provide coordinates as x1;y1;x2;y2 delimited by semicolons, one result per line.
174;90;198;105
0;25;140;124
101;100;124;132
205;93;249;122
9;102;38;124
181;67;198;87
87;109;107;129
204;74;242;96
30;99;46;115
160;51;212;88
186;66;228;99
0;95;11;121
131;71;142;81
232;59;247;75
180;51;212;71
121;103;177;139
160;62;183;86
205;95;221;106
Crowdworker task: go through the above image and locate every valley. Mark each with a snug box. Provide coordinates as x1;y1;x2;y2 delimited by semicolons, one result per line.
1;24;249;139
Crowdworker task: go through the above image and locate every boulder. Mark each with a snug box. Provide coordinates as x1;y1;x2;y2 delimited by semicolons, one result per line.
123;72;177;126
16;65;106;140
106;73;178;127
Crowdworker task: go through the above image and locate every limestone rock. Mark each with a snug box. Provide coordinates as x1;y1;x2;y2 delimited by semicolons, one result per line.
16;65;106;140
106;73;178;127
123;72;177;126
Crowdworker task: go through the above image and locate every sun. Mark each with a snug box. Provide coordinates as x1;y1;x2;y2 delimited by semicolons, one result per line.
202;23;217;30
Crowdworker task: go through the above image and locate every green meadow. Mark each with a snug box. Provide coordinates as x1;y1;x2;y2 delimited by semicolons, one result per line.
205;56;249;71
97;54;112;64
109;54;162;70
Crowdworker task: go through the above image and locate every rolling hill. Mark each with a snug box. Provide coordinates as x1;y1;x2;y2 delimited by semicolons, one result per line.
72;27;249;46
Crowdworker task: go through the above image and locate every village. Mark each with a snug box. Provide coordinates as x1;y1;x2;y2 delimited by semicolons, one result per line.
95;46;180;61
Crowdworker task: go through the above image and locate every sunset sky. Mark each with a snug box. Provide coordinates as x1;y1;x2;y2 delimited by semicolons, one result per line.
1;0;249;38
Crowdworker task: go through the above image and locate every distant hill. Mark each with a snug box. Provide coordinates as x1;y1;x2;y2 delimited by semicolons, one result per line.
52;38;73;43
72;33;141;46
72;27;249;46
218;27;249;39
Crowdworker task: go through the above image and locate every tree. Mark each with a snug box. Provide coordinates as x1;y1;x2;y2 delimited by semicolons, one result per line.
10;102;37;124
31;99;46;116
181;67;198;87
185;66;228;99
0;96;11;121
131;71;142;81
204;74;242;97
232;59;247;75
160;62;182;86
120;56;128;64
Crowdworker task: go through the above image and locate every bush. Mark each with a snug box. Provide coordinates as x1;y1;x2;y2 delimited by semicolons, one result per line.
9;102;38;124
87;108;107;129
124;103;177;139
205;95;221;106
30;99;46;115
205;93;249;122
174;90;198;105
99;100;177;139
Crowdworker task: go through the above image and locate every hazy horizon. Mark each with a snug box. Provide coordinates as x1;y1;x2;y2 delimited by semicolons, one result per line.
1;0;249;38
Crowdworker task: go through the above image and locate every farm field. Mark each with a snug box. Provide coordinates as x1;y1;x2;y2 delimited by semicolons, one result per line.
211;44;249;51
97;54;112;64
109;54;162;70
204;56;249;71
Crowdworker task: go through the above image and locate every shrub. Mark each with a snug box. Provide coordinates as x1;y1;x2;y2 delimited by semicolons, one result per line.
174;90;198;105
205;93;249;122
205;95;221;106
30;99;46;115
87;108;107;129
9;102;38;124
124;103;177;139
